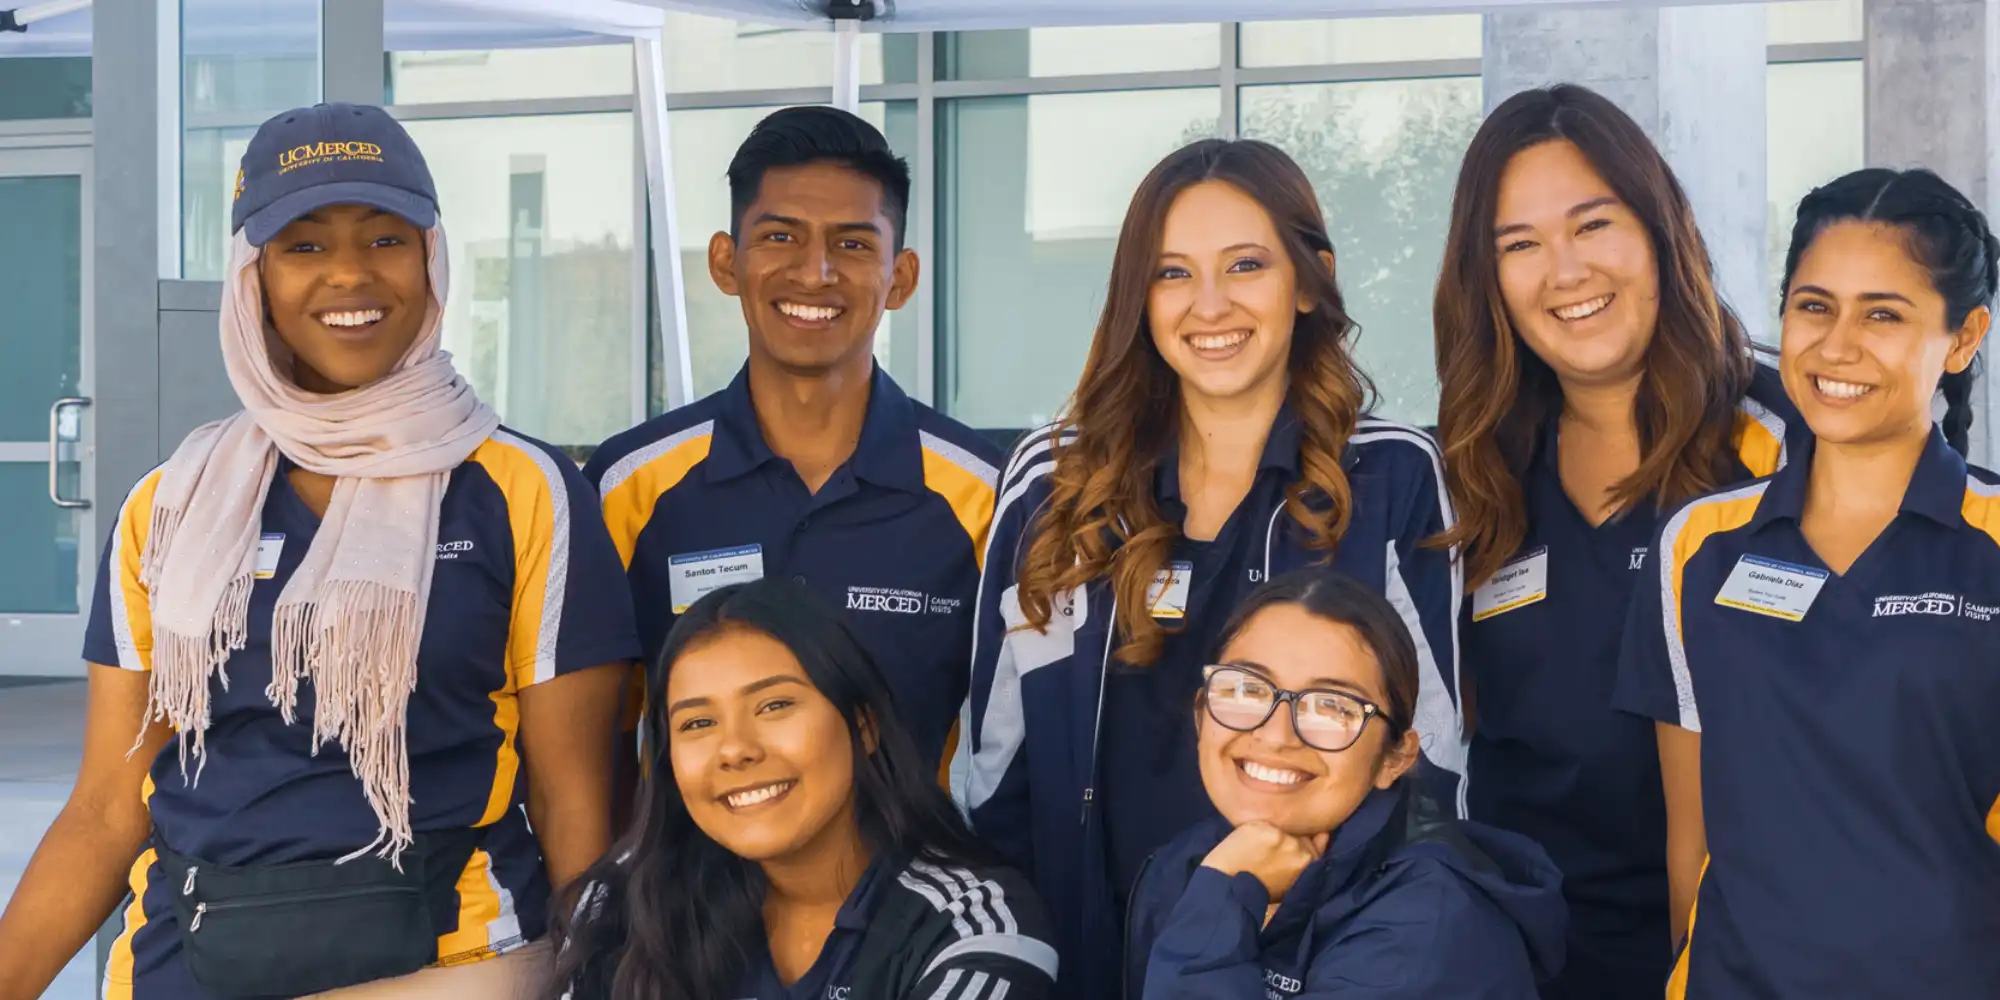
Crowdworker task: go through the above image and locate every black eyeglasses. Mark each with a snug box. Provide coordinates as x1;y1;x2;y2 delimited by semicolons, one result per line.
1200;665;1383;752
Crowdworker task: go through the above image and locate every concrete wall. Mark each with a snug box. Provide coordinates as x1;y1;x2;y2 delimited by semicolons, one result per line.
1865;0;2000;463
90;0;164;552
159;283;230;446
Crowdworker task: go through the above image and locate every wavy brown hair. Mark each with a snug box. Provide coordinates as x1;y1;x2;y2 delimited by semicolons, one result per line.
1015;138;1374;666
1433;84;1753;588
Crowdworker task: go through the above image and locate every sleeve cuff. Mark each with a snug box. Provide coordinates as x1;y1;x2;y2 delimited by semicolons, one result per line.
1188;865;1271;916
523;639;642;687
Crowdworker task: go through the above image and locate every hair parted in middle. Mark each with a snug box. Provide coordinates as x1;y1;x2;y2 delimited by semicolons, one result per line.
1431;83;1755;589
1013;137;1375;666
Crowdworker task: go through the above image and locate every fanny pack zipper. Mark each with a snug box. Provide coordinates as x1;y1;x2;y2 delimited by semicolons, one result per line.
184;878;420;933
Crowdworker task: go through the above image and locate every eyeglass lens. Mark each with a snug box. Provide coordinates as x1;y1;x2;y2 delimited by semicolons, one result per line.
1205;668;1372;751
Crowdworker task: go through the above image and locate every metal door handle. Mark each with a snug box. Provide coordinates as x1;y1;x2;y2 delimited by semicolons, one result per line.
48;396;90;509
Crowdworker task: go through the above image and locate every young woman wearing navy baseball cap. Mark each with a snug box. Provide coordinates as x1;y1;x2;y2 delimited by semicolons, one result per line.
0;103;639;1000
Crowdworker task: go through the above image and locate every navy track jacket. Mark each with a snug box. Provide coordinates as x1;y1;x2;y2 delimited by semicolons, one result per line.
952;415;1466;1000
1128;785;1567;1000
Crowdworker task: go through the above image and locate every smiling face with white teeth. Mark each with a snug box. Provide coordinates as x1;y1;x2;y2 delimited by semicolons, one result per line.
1148;180;1325;409
1492;140;1662;391
666;626;864;865
1781;220;1989;449
260;203;429;393
710;161;918;382
1195;603;1420;838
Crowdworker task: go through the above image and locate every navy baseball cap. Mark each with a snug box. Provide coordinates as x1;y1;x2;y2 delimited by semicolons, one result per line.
231;102;439;246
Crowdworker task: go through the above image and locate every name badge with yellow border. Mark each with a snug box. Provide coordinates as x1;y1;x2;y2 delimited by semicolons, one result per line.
1714;554;1828;622
669;544;765;613
254;533;285;580
1472;546;1549;622
1148;560;1194;620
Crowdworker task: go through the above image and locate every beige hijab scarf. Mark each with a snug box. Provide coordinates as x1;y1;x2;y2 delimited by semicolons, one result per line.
133;223;499;864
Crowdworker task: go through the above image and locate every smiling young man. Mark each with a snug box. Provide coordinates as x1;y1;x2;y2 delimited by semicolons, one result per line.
586;107;1001;775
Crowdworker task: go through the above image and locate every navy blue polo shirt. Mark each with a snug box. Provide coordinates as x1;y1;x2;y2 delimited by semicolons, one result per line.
86;430;640;1000
1097;434;1276;911
1098;411;1463;911
585;365;1002;770
1463;363;1794;998
1616;427;2000;998
739;858;892;1000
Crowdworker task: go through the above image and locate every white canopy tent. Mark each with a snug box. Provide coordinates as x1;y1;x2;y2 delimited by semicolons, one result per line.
0;0;1788;409
645;0;1776;30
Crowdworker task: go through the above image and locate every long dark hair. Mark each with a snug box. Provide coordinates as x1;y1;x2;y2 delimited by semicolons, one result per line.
1781;167;1995;455
1017;138;1375;666
545;578;994;1000
1208;567;1419;747
1433;84;1755;587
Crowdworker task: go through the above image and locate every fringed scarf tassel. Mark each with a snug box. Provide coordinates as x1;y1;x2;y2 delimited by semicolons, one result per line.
272;579;424;868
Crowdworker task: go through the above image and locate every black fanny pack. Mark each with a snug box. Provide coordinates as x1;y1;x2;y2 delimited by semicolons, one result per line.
154;828;484;998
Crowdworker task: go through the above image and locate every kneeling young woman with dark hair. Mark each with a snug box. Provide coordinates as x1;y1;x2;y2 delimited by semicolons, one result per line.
550;578;1057;1000
1127;568;1567;1000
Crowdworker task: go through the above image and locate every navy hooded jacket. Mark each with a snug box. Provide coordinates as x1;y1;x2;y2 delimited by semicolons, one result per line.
1127;784;1567;1000
952;413;1466;1000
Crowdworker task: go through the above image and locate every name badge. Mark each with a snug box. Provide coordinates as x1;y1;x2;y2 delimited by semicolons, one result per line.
1471;546;1548;622
668;545;765;613
254;533;285;580
1148;560;1194;620
1715;554;1828;622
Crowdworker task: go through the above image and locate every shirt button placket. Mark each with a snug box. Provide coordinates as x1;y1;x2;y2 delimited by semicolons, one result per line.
790;518;810;584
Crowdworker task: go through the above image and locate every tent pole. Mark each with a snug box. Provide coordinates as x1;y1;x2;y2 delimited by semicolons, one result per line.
635;30;694;411
832;18;863;112
4;0;93;27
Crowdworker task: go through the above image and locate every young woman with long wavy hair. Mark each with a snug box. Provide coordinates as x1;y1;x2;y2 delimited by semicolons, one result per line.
955;138;1464;1000
1432;83;1800;999
548;578;1055;1000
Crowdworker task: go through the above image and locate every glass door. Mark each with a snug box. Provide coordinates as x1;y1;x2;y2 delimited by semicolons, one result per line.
0;144;93;677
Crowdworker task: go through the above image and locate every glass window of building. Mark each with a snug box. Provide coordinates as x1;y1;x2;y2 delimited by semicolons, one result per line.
662;101;918;409
1767;0;1864;46
0;170;84;612
0;5;91;121
387;45;634;104
944;25;1221;78
941;88;1222;430
0;58;91;121
402;112;639;449
662;12;916;91
181;0;323;280
1238;15;1482;67
1766;59;1865;324
1243;77;1481;427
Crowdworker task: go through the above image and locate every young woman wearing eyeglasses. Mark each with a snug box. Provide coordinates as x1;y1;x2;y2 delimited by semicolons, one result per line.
1124;567;1566;1000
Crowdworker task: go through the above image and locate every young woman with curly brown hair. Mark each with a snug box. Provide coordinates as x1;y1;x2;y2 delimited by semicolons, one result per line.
953;138;1464;1000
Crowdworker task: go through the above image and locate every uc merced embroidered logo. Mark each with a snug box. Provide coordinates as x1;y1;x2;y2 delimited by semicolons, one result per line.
1872;591;1962;618
279;140;385;176
233;167;245;202
1264;968;1303;998
846;586;925;615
